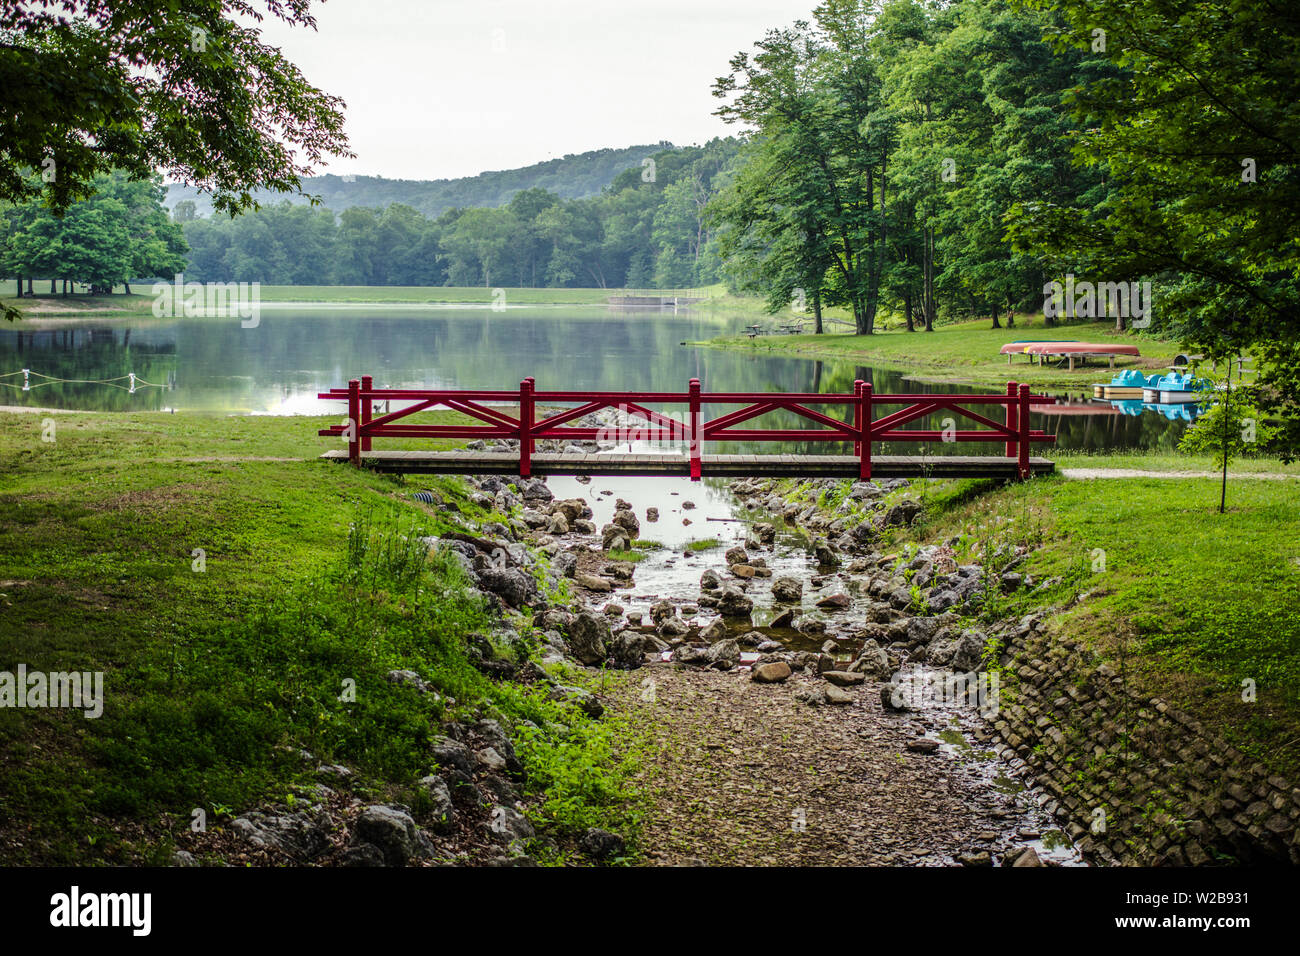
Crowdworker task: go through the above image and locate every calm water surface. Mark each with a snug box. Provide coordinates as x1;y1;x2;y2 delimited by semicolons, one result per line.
0;307;1186;453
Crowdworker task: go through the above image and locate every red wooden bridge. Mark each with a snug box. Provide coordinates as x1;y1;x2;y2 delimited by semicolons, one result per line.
318;377;1056;480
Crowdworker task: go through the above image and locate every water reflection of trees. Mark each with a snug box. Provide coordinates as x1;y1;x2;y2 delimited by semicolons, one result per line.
0;312;1187;450
0;326;176;411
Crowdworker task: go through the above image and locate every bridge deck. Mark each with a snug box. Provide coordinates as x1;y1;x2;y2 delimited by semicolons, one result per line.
320;450;1055;479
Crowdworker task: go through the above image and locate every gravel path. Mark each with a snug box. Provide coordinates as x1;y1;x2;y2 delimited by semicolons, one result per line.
609;662;1054;866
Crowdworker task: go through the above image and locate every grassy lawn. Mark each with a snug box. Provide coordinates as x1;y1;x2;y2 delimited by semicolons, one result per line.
0;410;649;864
2;280;768;315
700;315;1187;388
888;473;1300;777
1051;448;1300;475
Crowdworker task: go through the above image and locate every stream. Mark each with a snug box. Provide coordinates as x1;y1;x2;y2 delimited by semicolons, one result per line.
544;472;1086;866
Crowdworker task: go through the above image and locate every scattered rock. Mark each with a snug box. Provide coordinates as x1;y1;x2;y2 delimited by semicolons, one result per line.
751;661;793;684
354;805;432;866
716;586;754;618
823;670;866;687
578;828;626;861
824;684;854;705
771;576;803;603
566;612;611;665
575;573;614;593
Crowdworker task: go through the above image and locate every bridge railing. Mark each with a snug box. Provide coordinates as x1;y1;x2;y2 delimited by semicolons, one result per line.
318;377;1056;480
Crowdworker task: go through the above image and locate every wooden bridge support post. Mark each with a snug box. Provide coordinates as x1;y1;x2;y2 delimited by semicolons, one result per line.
1018;383;1032;479
689;377;702;481
857;380;872;480
1004;382;1018;460
360;375;373;452
347;378;361;466
519;378;534;478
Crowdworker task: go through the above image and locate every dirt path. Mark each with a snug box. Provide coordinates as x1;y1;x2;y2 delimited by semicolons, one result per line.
609;663;1054;866
1061;468;1298;480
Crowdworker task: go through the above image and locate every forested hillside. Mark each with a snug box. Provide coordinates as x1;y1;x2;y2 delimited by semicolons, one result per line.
179;140;741;289
164;144;676;220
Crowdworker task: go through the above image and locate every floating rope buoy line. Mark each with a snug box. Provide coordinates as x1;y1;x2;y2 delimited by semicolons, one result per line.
0;369;172;394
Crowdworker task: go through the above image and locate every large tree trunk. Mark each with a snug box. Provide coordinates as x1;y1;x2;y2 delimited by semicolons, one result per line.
922;228;936;331
991;308;1001;330
50;279;56;294
124;281;132;295
904;290;914;332
26;278;33;295
812;290;824;334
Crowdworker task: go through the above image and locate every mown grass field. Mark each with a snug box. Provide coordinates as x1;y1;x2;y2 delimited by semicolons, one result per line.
1;280;764;315
701;316;1187;389
0;410;649;864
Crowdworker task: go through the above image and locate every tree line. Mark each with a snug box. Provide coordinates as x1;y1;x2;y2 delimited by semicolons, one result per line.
1;171;187;296
708;0;1119;334
178;140;741;289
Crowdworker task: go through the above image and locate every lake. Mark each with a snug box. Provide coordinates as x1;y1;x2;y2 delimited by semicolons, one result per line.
0;307;1187;454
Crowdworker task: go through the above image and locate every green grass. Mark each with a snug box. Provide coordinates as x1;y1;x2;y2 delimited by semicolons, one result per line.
891;472;1300;776
699;315;1187;388
606;549;647;563
1051;448;1300;475
0;409;649;864
1;280;766;316
684;538;721;552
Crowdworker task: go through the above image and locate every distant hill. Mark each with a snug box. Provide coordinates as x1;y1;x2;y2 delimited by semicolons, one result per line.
165;143;674;218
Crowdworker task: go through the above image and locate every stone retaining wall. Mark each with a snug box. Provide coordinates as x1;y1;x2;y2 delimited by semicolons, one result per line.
977;615;1300;865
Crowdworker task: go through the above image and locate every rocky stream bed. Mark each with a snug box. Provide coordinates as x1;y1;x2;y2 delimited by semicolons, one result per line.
181;424;1089;867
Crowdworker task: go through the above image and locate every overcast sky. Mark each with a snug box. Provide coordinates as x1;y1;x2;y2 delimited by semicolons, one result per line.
255;0;814;181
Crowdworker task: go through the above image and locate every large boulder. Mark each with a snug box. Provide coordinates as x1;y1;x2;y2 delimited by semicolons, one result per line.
716;586;754;618
649;599;677;625
476;566;544;610
705;638;741;669
430;735;474;775
771;576;803;603
952;629;988;672
229;810;331;860
608;631;647;669
416;775;455;832
354;805;433;866
612;508;640;537
849;639;891;678
751;661;792;683
883;499;923;528
566;612;611;665
551;552;578;578
551;498;589;524
601;524;630;551
725;545;749;566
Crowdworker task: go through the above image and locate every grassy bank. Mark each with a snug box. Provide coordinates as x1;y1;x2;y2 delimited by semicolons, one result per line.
0;410;649;864
871;473;1300;777
700;316;1186;388
2;280;778;316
